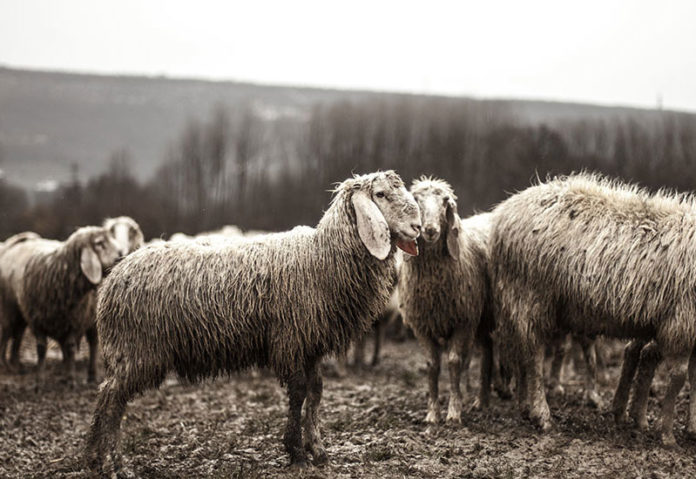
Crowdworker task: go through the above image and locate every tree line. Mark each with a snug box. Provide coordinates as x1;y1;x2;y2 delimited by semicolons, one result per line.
1;96;695;241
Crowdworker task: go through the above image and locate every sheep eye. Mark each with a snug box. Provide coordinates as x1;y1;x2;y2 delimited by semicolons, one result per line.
375;191;386;199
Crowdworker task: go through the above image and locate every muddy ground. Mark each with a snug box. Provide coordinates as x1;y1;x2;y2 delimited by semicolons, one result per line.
2;336;696;478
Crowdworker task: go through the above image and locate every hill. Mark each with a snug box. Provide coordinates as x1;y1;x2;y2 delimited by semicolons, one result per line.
0;66;685;190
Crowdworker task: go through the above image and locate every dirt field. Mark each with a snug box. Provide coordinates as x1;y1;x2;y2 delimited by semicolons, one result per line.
2;336;696;478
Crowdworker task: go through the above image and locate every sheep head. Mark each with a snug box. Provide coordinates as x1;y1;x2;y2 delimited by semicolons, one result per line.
69;226;122;285
104;216;145;256
410;176;460;258
343;170;422;259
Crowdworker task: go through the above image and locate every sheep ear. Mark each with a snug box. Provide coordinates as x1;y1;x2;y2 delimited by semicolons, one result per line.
445;198;460;258
80;247;103;284
352;190;390;260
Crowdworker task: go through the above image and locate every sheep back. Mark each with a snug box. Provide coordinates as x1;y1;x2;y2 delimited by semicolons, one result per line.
491;173;696;355
97;216;397;385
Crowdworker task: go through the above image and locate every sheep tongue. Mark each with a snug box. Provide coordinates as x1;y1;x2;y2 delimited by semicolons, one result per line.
396;239;418;256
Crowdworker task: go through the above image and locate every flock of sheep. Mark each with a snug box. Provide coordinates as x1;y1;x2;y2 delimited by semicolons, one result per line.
0;170;694;477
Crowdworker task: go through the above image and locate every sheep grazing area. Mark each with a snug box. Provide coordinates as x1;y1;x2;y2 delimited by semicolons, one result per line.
2;337;696;478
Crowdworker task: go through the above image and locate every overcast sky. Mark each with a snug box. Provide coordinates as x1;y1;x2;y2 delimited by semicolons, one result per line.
1;0;695;111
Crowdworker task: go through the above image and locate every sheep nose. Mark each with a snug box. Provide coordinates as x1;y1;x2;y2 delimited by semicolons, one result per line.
425;226;437;237
411;223;421;233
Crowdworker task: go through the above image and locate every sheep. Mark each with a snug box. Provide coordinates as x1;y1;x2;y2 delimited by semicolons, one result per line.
75;216;145;382
0;231;41;370
490;172;696;445
398;177;494;423
0;227;121;383
84;170;422;475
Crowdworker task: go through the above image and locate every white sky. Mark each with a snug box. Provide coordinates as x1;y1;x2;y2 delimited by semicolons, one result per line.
1;0;695;111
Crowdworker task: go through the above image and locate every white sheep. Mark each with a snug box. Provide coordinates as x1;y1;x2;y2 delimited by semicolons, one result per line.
398;177;494;423
84;171;422;475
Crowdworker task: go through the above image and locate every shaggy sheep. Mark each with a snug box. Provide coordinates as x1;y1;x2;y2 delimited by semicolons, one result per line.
490;173;696;445
398;177;494;423
0;227;121;382
84;171;421;475
0;231;41;369
76;216;145;382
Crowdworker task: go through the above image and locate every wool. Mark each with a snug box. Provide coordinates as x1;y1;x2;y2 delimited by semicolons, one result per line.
399;177;493;422
86;170;421;474
0;227;120;378
490;172;696;442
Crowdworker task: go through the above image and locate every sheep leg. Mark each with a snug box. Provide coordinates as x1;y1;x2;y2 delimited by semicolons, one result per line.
612;340;645;423
446;329;469;422
370;314;389;367
420;336;442;423
528;345;552;431
60;337;77;385
659;355;688;447
595;338;610;384
475;330;494;410
629;341;661;431
687;348;696;437
462;350;473;394
0;326;9;369
548;334;569;396
493;348;513;400
352;334;366;368
8;322;26;373
86;326;99;383
84;375;133;478
35;333;48;386
578;336;603;408
517;361;529;418
302;360;328;466
283;371;308;466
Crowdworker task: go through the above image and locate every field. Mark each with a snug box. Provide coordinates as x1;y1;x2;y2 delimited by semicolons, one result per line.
2;336;696;478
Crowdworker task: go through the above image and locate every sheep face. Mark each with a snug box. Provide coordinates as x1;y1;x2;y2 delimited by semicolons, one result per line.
351;171;421;259
104;216;145;256
410;177;459;253
75;227;122;284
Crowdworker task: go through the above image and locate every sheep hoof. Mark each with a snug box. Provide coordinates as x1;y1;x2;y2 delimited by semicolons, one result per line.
494;386;513;401
312;449;329;466
289;458;309;470
634;419;649;431
584;391;604;409
530;410;552;431
445;412;461;424
613;411;629;425
660;433;678;449
424;410;440;424
549;384;564;397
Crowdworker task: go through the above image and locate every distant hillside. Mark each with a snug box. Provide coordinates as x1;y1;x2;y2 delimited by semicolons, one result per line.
0;66;685;190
